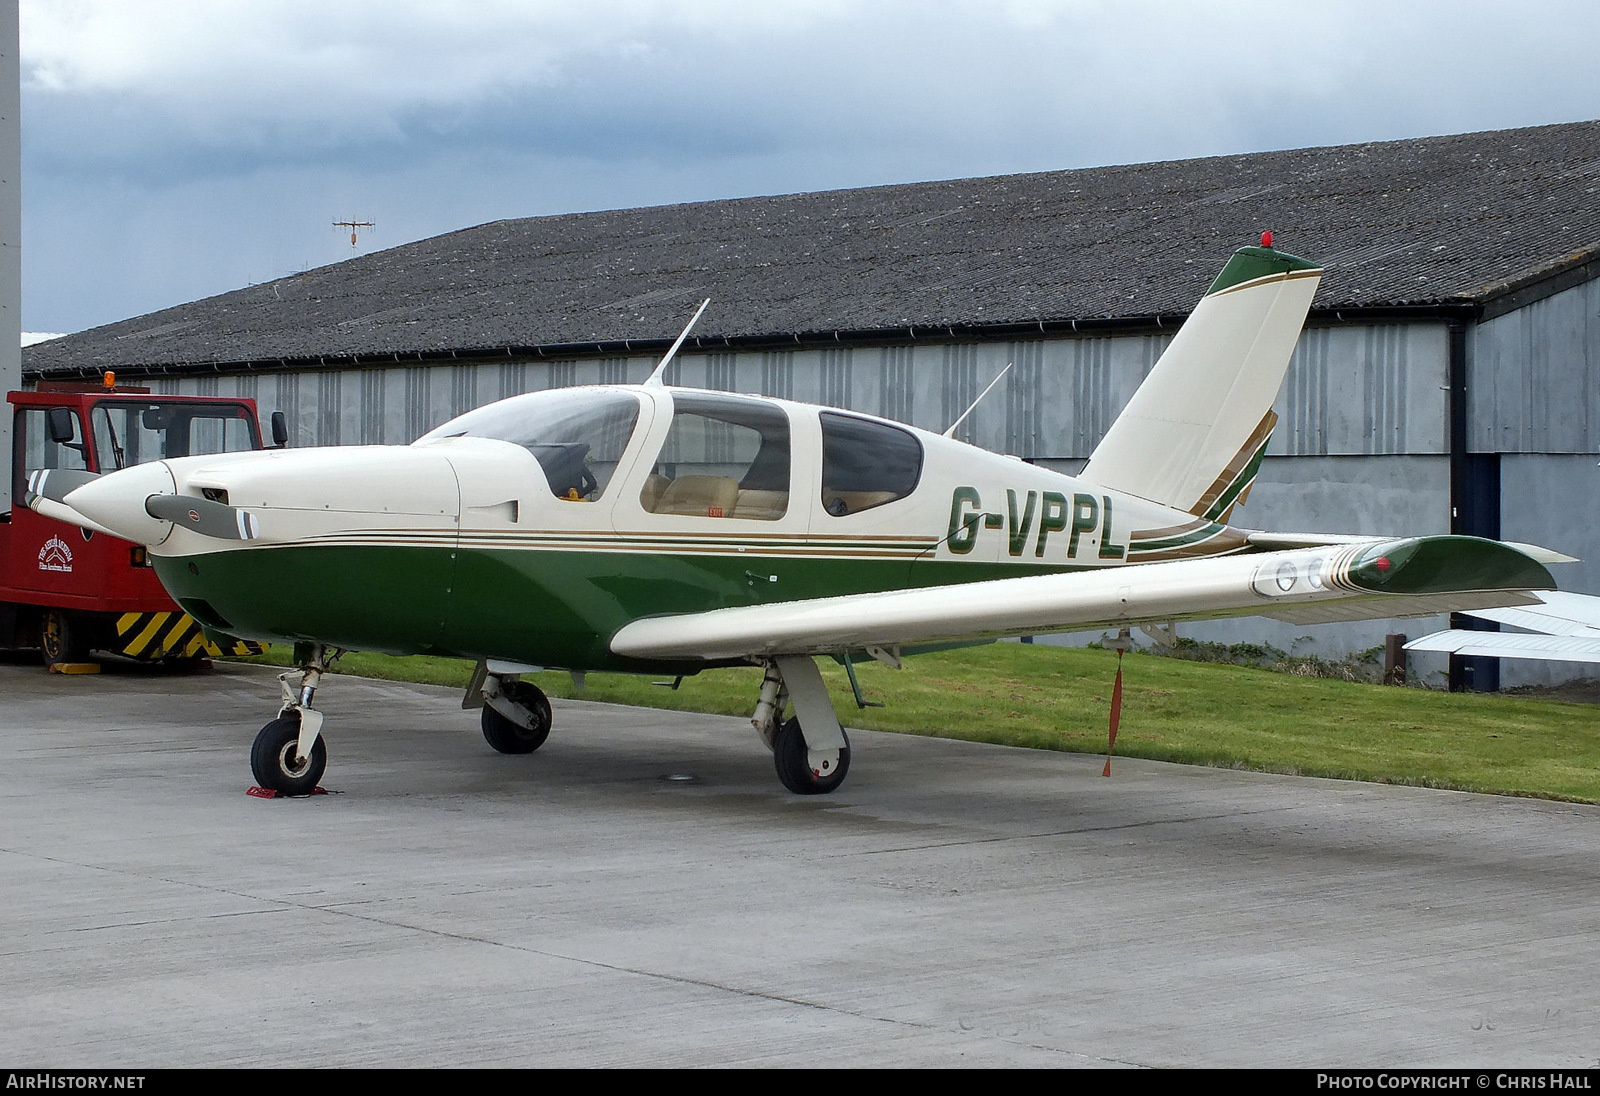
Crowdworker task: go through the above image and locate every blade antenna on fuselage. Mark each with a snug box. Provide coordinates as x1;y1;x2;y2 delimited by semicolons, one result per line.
942;361;1012;438
644;298;711;387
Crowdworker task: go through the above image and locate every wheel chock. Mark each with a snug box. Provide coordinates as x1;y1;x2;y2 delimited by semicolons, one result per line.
48;661;101;675
246;785;329;799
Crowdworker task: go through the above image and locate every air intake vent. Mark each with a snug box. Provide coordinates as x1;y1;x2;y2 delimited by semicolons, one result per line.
178;598;232;630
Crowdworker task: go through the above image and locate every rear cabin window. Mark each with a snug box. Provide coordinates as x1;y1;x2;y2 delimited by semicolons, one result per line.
419;388;641;502
640;393;790;520
820;412;923;516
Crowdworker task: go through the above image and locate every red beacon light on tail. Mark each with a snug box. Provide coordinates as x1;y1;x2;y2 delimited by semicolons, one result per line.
1260;230;1274;248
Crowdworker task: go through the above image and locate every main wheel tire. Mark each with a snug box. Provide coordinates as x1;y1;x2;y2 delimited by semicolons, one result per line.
250;714;327;796
481;680;553;754
772;716;850;795
40;608;90;666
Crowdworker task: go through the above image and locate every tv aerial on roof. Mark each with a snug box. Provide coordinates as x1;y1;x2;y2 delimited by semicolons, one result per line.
334;219;375;247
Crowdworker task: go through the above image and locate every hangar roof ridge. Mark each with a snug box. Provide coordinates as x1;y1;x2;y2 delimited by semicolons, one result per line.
26;118;1600;377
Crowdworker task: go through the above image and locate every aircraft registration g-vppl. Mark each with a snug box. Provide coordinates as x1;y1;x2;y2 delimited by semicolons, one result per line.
34;237;1569;797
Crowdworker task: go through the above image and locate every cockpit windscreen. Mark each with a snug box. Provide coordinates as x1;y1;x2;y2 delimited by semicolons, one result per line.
418;388;642;501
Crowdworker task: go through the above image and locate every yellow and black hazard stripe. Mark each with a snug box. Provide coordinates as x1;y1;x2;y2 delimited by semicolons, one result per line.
113;611;267;660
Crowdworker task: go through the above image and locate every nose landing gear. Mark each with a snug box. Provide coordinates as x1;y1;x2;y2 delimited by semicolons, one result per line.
250;712;327;796
249;643;338;796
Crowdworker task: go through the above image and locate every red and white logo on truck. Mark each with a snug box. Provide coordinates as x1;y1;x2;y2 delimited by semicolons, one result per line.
37;535;73;573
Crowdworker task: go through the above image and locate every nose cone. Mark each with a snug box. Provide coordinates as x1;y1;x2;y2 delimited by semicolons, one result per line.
63;461;178;546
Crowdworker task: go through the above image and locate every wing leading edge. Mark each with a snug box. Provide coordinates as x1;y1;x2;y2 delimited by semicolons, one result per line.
610;536;1555;662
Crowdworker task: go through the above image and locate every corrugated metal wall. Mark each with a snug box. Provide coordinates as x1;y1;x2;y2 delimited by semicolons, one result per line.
148;320;1455;462
1471;278;1599;454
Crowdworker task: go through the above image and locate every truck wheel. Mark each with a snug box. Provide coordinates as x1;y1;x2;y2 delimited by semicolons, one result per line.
40;609;89;666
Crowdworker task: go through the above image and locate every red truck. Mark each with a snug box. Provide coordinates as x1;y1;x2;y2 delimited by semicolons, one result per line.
3;378;273;666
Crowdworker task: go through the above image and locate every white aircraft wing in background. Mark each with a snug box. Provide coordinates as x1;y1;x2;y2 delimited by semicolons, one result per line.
1406;590;1600;664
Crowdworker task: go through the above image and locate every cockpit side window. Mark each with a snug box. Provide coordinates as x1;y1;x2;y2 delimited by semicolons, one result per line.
418;388;642;502
640;393;790;520
820;412;923;516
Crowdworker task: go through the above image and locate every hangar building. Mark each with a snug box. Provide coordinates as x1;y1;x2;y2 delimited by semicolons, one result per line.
23;120;1600;685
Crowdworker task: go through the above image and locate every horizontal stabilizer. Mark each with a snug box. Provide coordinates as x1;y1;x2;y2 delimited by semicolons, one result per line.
1246;531;1385;551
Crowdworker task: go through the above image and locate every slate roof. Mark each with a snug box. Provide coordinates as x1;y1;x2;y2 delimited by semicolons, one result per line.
26;119;1600;378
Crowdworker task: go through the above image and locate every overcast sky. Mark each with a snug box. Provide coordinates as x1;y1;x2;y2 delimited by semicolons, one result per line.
20;0;1600;335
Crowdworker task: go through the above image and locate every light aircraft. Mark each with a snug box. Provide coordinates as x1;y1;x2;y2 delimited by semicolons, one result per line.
33;238;1567;796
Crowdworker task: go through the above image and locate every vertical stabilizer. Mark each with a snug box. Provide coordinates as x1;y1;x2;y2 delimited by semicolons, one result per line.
1078;244;1321;519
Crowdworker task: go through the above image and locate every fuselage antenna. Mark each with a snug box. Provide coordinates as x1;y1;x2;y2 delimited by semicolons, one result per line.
644;298;712;387
943;361;1013;438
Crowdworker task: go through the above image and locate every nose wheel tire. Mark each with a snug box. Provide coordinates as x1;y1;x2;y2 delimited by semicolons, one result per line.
481;680;553;754
251;714;327;796
772;717;850;795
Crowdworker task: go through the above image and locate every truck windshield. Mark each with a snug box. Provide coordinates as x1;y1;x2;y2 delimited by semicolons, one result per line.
90;401;260;471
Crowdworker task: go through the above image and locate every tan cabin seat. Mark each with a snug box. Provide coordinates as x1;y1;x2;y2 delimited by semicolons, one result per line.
652;475;740;517
733;489;788;520
639;473;670;513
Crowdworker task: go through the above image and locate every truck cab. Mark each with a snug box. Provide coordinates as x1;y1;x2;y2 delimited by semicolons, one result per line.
2;381;270;664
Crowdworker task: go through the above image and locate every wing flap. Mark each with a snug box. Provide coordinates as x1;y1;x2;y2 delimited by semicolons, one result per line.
1263;590;1542;625
611;536;1554;662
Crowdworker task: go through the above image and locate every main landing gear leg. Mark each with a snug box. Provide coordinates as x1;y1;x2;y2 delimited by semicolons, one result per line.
250;643;337;796
466;660;554;754
752;655;850;795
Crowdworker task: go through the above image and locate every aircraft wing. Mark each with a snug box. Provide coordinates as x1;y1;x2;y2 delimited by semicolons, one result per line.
1456;590;1600;635
1404;590;1600;664
1404;631;1600;664
610;536;1554;662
